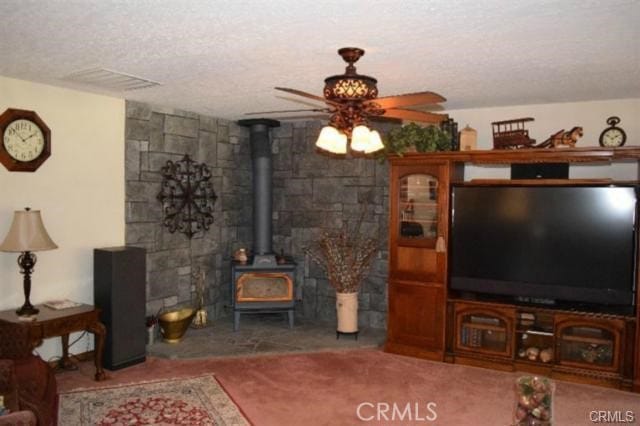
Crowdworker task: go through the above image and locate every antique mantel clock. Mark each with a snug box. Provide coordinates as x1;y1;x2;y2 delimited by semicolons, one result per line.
599;116;627;148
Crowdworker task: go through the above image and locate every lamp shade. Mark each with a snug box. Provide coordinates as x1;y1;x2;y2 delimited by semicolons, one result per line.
365;130;385;153
316;126;347;154
0;209;57;252
350;125;371;152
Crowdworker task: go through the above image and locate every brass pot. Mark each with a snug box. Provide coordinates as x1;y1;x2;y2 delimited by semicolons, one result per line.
158;308;196;343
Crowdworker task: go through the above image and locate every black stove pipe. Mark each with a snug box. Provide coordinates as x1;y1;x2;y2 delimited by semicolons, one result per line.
237;119;280;256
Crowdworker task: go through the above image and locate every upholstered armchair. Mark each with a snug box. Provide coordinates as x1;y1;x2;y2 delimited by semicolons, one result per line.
0;359;37;425
0;411;37;426
0;322;57;426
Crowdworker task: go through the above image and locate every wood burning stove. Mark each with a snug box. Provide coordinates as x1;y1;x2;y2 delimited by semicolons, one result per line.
232;119;296;331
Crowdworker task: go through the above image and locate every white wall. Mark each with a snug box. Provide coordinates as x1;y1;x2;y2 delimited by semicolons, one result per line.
445;99;640;180
0;76;125;360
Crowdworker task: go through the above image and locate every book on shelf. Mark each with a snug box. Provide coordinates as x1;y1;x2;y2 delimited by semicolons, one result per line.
469;316;501;326
469;328;483;347
43;299;82;310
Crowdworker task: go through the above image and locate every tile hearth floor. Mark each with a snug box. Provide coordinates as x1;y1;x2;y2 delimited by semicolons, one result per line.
147;313;386;359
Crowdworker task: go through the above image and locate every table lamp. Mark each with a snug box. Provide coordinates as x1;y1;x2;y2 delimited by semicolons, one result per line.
0;208;57;316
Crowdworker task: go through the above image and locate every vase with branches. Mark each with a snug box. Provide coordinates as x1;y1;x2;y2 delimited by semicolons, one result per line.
191;267;208;328
307;205;379;334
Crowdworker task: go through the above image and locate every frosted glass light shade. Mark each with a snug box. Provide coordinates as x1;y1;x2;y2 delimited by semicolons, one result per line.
316;126;347;154
0;209;57;252
365;130;384;153
350;125;371;152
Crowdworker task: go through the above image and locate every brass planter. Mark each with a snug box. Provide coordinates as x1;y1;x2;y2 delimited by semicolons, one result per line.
158;308;196;343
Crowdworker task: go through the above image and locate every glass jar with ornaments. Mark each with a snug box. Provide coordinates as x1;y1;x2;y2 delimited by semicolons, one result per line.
514;376;554;426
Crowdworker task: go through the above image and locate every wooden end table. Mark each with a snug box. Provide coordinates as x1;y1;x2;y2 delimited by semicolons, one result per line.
0;304;106;381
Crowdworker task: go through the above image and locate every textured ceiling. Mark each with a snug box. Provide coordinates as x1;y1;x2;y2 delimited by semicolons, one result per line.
1;0;638;120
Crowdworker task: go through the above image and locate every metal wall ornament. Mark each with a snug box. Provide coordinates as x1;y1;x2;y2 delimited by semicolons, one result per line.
157;155;218;239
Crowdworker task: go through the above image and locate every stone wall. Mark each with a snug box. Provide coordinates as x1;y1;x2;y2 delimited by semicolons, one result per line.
125;101;390;329
125;101;251;319
270;121;390;329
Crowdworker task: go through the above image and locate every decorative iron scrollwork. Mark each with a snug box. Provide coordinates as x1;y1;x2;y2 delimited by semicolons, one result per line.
157;155;218;239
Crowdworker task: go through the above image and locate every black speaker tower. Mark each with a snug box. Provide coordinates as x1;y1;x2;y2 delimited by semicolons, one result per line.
94;246;146;370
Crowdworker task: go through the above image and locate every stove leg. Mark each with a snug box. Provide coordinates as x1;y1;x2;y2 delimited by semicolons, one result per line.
234;311;240;332
288;310;294;328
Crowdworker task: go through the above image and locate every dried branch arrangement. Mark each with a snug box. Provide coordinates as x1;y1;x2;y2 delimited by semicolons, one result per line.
307;205;379;293
192;267;206;309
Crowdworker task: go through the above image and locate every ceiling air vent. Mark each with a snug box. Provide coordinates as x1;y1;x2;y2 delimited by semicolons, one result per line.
62;68;160;91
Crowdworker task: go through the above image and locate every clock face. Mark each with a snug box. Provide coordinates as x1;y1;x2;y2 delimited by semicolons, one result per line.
3;119;45;162
600;127;626;147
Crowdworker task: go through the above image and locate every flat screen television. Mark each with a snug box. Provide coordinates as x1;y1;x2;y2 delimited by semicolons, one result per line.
449;184;638;314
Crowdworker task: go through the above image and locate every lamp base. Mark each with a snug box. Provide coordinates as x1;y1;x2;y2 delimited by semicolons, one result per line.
16;302;39;317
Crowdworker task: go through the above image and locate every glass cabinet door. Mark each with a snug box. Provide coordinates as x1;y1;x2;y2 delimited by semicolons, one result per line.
557;324;617;370
455;307;513;357
399;174;438;239
458;314;508;354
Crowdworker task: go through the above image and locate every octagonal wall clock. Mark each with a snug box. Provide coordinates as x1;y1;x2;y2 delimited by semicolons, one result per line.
0;108;51;172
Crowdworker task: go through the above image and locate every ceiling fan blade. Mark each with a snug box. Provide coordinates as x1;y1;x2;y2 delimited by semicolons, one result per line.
367;91;446;109
245;108;329;116
380;108;448;124
265;113;331;121
369;115;402;124
275;87;330;104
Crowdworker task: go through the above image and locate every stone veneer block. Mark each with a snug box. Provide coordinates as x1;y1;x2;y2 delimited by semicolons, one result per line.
164;134;198;157
126;119;151;141
164;115;199;138
126;101;153;120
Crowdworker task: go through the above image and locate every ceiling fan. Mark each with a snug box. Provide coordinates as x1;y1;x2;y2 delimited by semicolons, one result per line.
249;47;448;154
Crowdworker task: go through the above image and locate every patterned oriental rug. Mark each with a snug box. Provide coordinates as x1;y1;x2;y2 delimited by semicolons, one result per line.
58;375;250;425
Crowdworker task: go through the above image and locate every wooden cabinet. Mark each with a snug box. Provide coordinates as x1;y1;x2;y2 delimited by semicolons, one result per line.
448;300;632;387
389;160;455;284
385;159;457;359
384;147;640;392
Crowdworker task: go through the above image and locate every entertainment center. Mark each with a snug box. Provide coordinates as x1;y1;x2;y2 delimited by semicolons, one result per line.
384;146;640;392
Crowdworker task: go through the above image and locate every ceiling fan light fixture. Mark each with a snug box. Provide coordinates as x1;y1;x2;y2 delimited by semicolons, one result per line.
350;125;372;152
351;126;385;154
365;130;384;154
270;47;447;156
316;126;347;154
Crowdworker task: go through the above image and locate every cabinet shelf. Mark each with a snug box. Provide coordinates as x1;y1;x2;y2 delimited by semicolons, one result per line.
560;334;612;345
462;322;506;333
516;329;554;337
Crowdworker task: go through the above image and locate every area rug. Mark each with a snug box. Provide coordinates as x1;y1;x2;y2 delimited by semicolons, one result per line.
58;375;250;425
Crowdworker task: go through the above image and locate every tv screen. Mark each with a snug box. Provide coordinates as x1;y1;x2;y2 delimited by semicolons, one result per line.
450;185;637;310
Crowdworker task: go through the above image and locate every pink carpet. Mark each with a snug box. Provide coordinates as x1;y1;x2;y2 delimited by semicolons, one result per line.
57;349;640;425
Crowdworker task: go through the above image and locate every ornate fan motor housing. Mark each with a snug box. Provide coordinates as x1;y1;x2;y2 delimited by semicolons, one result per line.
323;48;378;102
